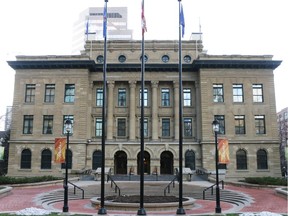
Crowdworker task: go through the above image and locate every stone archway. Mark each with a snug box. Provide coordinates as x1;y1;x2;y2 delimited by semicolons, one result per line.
160;151;174;174
114;151;127;174
137;151;151;175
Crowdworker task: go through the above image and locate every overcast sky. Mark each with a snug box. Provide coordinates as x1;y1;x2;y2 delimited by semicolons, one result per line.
0;0;287;129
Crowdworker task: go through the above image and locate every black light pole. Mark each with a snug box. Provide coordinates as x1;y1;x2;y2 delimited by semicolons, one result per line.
98;1;108;214
176;0;185;214
212;120;221;214
63;119;72;213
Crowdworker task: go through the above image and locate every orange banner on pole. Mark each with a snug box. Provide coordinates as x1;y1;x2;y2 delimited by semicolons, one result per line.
54;138;66;163
218;138;230;164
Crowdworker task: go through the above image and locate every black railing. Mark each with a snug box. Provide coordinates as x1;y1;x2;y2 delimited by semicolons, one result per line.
164;175;179;196
202;180;224;200
107;174;121;196
67;181;84;199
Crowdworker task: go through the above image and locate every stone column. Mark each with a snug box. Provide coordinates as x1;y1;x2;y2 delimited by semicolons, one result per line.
129;81;136;141
174;81;180;140
151;81;159;140
107;81;114;140
195;81;201;139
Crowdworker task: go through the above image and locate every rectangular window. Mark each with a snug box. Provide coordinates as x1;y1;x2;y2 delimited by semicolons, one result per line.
23;115;33;134
25;84;36;103
63;115;74;134
184;118;192;137
117;118;126;136
183;88;192;106
255;115;266;134
140;118;149;137
139;88;148;107
64;84;75;103
161;88;170;106
96;88;103;106
213;84;224;102
253;84;264;103
235;115;245;134
43;115;53;134
118;88;126;106
215;115;225;135
162;118;170;137
44;84;55;103
95;118;102;137
233;84;244;102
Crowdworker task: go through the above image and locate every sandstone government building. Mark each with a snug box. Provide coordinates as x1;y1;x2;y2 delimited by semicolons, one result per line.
7;39;282;180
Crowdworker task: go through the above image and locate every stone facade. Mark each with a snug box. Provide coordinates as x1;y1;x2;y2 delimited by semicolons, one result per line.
7;40;282;180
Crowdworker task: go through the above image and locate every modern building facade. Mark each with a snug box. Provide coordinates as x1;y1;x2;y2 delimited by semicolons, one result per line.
72;7;133;54
7;40;282;180
277;107;288;173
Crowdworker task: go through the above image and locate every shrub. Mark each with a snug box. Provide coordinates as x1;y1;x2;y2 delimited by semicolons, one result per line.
0;175;62;185
243;177;287;186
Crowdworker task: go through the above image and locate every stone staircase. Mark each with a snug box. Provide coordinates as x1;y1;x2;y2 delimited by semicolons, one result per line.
37;176;253;211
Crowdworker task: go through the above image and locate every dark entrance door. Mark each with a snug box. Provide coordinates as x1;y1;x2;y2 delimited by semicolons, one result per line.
160;151;174;174
137;151;150;174
114;151;127;174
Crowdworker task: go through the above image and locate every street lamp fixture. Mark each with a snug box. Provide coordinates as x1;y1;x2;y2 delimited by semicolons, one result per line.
63;119;72;213
212;119;221;213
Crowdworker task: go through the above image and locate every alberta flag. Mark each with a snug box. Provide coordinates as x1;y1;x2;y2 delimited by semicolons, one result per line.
103;2;107;38
180;3;185;37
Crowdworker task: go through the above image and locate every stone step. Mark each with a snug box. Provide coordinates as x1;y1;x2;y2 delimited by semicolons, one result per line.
38;181;252;209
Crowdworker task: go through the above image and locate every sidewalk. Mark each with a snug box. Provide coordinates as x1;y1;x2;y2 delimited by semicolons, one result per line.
0;180;287;215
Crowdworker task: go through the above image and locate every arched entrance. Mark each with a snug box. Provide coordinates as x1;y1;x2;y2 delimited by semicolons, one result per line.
137;151;150;174
185;150;196;170
160;151;174;174
114;151;127;174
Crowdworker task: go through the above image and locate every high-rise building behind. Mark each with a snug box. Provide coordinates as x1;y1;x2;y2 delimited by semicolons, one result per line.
72;7;133;54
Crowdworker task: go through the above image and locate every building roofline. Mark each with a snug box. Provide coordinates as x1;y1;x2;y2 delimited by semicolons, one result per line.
7;59;282;72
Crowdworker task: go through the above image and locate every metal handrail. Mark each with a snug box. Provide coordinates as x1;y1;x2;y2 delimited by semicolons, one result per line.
107;174;121;196
67;180;84;199
202;180;224;200
163;175;179;196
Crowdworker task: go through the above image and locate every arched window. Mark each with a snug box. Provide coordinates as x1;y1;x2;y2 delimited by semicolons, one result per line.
61;149;72;169
185;150;195;170
236;149;247;170
21;149;32;169
92;150;102;170
257;149;268;169
41;149;52;169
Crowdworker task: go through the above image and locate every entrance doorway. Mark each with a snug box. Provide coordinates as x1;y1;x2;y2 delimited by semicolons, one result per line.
114;151;127;174
160;151;174;174
137;151;150;174
185;150;195;170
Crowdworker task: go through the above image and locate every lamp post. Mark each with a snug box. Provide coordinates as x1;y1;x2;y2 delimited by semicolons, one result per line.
212;120;221;213
63;119;72;213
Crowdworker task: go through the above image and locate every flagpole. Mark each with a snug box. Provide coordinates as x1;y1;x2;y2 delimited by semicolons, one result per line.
98;0;108;215
138;0;146;215
176;0;185;215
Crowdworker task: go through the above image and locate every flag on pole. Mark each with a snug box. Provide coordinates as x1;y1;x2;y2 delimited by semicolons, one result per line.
141;0;147;35
218;138;230;164
103;2;107;38
54;138;66;163
180;3;185;37
85;19;89;41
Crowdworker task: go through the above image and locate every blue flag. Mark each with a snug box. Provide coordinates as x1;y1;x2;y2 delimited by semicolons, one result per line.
85;19;89;35
180;3;185;37
103;3;107;38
